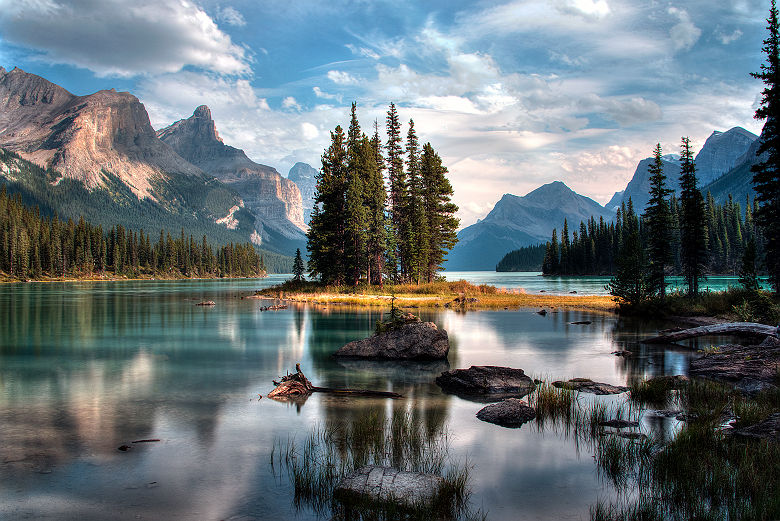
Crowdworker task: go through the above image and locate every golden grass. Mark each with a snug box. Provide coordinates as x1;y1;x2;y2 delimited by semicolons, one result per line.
257;279;615;312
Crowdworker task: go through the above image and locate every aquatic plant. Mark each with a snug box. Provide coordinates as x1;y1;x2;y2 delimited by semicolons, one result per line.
271;408;484;520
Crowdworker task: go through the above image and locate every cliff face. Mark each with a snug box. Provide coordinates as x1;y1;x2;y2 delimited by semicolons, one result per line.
0;67;202;199
157;106;306;235
288;162;318;223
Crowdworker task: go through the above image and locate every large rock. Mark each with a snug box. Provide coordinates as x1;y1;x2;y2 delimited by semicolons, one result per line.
552;378;628;395
731;413;780;442
476;399;536;427
689;340;780;394
334;322;449;360
435;366;536;401
335;466;445;507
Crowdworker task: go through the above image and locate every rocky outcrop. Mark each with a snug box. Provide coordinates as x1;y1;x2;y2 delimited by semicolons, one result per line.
689;337;780;394
0;67;204;199
335;466;445;507
435;366;536;400
334;322;449;360
694;127;758;186
552;378;628;395
157;106;307;243
731;413;780;442
288;162;317;223
476;399;536;427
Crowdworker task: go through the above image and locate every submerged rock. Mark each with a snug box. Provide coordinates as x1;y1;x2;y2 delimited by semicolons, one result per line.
552;378;628;395
731;413;780;442
599;419;639;429
334;322;449;360
476;399;536;427
645;375;690;389
335;466;445;507
435;366;536;401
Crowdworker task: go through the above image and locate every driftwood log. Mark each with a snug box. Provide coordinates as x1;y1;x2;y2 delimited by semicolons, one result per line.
268;364;402;399
642;322;778;344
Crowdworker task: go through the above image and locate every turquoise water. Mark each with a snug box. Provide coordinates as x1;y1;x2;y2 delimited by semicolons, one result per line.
444;271;769;295
0;278;710;520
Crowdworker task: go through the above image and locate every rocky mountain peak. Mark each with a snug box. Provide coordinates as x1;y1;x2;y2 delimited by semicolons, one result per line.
288;162;318;223
0;67;202;199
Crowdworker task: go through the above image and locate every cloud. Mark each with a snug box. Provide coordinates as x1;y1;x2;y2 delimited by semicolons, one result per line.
282;96;301;111
345;43;380;60
0;0;249;76
217;6;246;27
327;70;359;85
301;122;319;140
715;28;743;45
555;0;610;19
668;7;701;51
313;86;342;102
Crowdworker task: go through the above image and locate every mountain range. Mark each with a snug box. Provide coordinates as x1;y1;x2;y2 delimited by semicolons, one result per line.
447;125;762;271
0;67;307;262
0;67;766;273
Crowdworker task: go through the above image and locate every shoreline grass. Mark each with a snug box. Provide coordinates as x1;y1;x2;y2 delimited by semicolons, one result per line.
256;279;616;311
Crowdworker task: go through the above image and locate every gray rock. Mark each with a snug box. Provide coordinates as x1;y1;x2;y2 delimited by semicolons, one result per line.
334;322;449;360
476;399;536;427
646;374;690;389
435;366;536;401
599;419;639;429
731;413;780;442
690;342;780;393
552;378;628;395
335;466;445;507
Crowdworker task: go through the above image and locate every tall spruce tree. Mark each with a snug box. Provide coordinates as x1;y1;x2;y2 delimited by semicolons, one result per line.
678;137;708;296
307;125;347;284
644;143;673;300
403;119;427;283
292;248;305;282
751;0;780;293
344;103;368;285
365;124;389;286
385;103;405;280
420;143;458;282
608;199;648;307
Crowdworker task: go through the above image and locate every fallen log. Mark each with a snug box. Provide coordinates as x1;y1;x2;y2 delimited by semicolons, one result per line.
268;364;402;399
642;322;778;344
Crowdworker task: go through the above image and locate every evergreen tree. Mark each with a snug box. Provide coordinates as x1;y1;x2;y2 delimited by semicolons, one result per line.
751;0;780;293
739;238;760;293
608;199;648;307
366;122;390;286
678;137;708;296
385;103;405;280
343;103;368;285
307;126;347;284
419;143;459;281
403;119;427;283
643;143;673;300
292;248;305;282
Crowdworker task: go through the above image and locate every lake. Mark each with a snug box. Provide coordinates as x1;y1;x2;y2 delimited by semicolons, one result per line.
0;277;712;520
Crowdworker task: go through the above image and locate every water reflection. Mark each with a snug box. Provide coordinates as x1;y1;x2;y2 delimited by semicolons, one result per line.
0;280;703;520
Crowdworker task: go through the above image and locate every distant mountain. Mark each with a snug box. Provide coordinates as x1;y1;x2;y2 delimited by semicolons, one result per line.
608;127;757;212
288;162;318;224
702;128;766;205
446;181;614;270
606;155;681;212
695;127;758;186
157;106;307;253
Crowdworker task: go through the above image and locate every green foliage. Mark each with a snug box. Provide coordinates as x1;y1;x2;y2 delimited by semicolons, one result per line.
644;143;673;299
307;104;458;286
679;136;709;296
292;248;305;282
0;186;265;280
607;200;650;308
751;0;780;293
496;243;546;271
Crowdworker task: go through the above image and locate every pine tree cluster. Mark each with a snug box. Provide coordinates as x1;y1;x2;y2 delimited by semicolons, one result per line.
307;103;459;285
0;186;266;280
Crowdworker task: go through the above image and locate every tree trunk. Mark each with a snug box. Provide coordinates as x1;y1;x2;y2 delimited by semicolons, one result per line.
642;322;778;344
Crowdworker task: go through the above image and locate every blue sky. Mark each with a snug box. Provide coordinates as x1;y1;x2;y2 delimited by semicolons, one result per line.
0;0;770;226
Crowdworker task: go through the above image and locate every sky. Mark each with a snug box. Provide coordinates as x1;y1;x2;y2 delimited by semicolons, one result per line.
0;0;771;227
